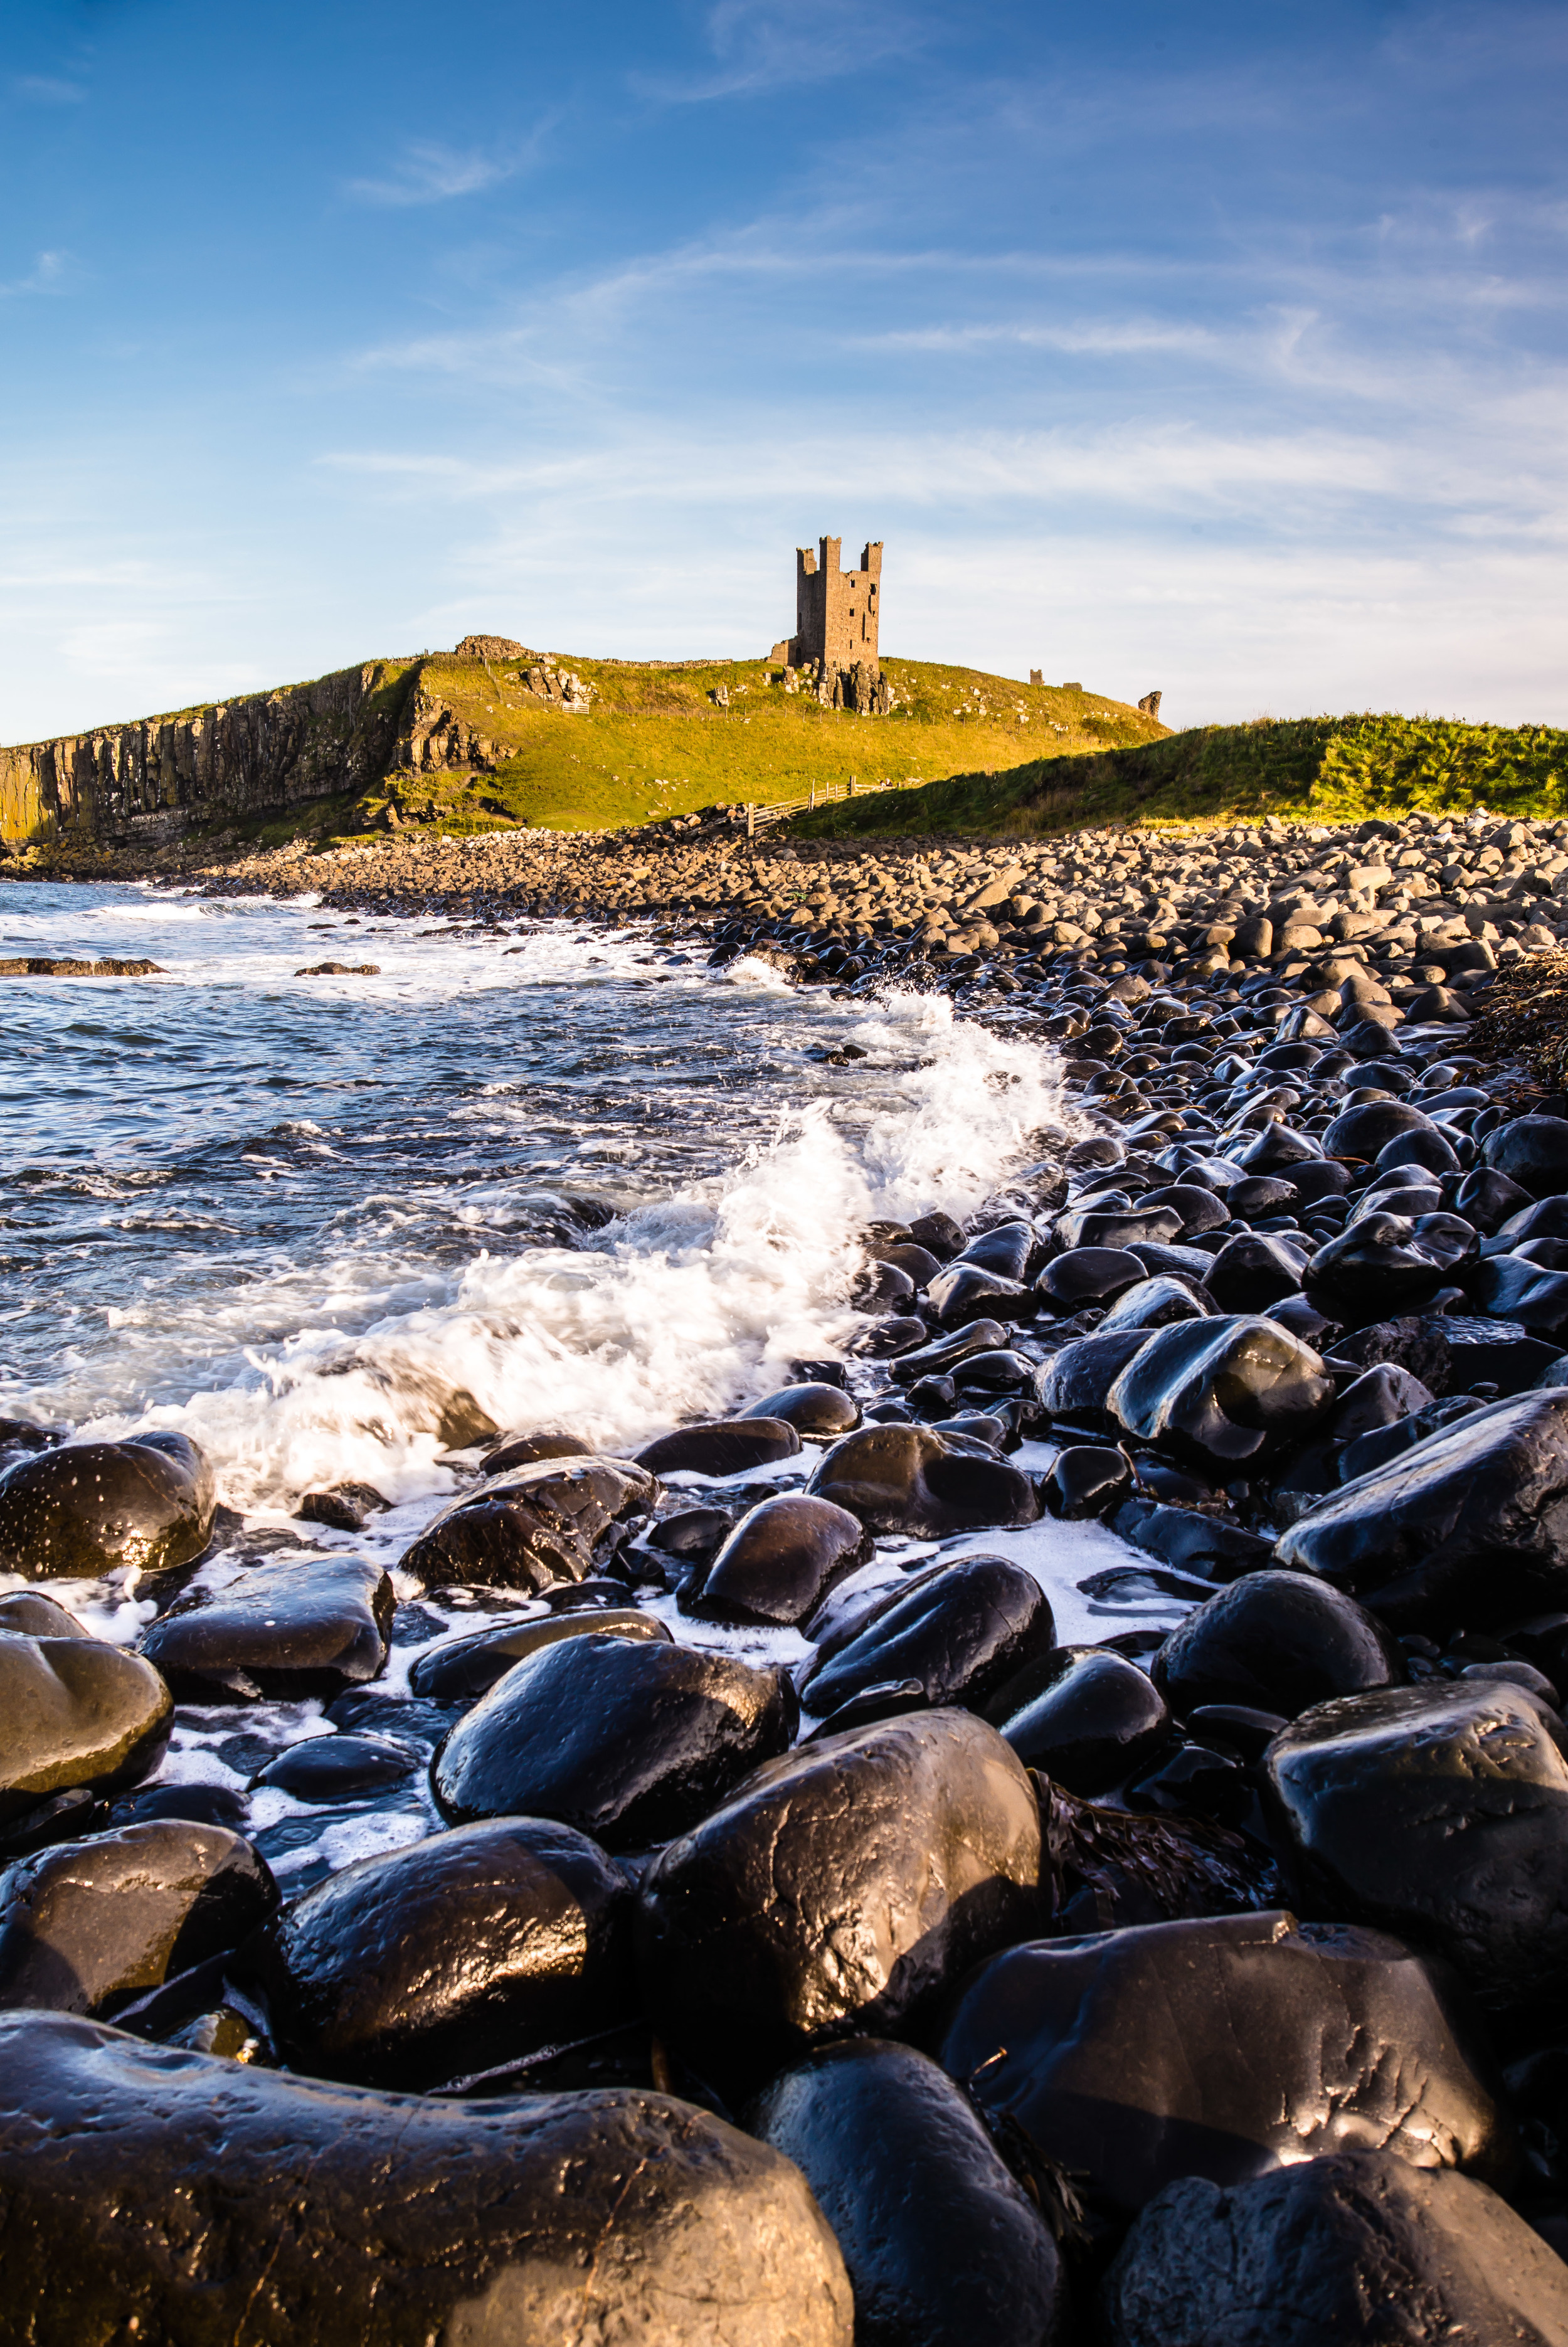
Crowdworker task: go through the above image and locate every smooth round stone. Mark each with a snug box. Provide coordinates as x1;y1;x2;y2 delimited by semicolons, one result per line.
988;1648;1172;1794
799;1554;1054;1719
1107;1315;1334;1465
139;1555;393;1702
637;1710;1042;2102
411;1606;670;1698
1264;1678;1568;2016
249;1734;418;1803
953;1222;1043;1283
750;2040;1068;2347
0;1821;277;2018
1322;1101;1438;1160
0;1592;85;1638
1226;1175;1299;1220
1098;1277;1211;1333
432;1632;793;1848
399;1456;659;1589
0;1433;215;1582
872;1241;945;1288
635;1417;802;1475
1205;1234;1305;1315
1054;1204;1185;1253
0;2010;853;2344
1153;1571;1403;1721
1377;1125;1461;1176
1498;1195;1568;1248
1102;2151;1568;2347
1485;1115;1568;1199
1141;1184;1230;1236
741;1384;861;1438
1305;1213;1465;1322
1044;1444;1133;1520
692;1495;869;1628
926;1262;1036;1326
1034;1330;1155;1422
853;1258;918;1310
480;1426;598;1474
109;1782;250;1834
1230;1125;1323;1175
0;1634;172;1825
941;1910;1510;2219
249;1815;635;2090
1037;1247;1147;1306
1328;1362;1434;1443
805;1424;1041;1537
1276;1387;1568;1634
889;1322;1009;1384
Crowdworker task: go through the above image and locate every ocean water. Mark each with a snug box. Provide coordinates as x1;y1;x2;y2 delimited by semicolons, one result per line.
0;879;1176;1885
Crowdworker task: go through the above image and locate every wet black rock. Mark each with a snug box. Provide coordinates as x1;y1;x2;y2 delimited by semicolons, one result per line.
1037;1246;1147;1308
750;2039;1068;2347
927;1262;1037;1325
1143;1182;1231;1237
691;1493;870;1627
410;1605;671;1698
0;1821;277;2017
805;1424;1041;1537
108;1781;249;1834
1044;1443;1133;1518
479;1426;598;1473
1323;1100;1439;1160
1276;1387;1568;1633
1471;1251;1568;1333
294;1482;388;1532
432;1631;793;1848
249;1733;418;1802
637;1709;1042;2100
1227;1174;1301;1220
951;1220;1045;1283
1205;1233;1305;1315
248;1815;635;2090
1108;1315;1334;1466
1453;1163;1535;1234
1118;1501;1277;1582
800;1554;1054;1719
0;1431;215;1581
635;1417;802;1475
1154;1571;1404;1721
1034;1329;1155;1423
942;1910;1512;2218
742;1383;861;1438
1485;1114;1568;1199
0;2010;852;2343
1307;1211;1477;1323
888;1322;1009;1384
399;1454;659;1590
0;1631;172;1825
0;1589;83;1638
987;1645;1172;1794
1098;1276;1212;1333
140;1555;394;1701
1101;2149;1568;2347
1264;1677;1568;2016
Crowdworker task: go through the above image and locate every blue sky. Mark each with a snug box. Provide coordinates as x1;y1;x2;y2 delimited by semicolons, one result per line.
3;0;1566;742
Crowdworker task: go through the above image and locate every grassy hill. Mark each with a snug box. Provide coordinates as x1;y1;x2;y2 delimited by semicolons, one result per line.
786;712;1568;842
329;653;1165;841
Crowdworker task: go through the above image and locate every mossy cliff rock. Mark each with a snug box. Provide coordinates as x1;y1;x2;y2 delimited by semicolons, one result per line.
0;660;417;850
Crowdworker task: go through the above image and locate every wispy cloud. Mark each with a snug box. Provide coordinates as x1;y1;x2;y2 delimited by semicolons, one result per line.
346;131;546;208
11;74;86;105
635;0;925;103
0;251;73;299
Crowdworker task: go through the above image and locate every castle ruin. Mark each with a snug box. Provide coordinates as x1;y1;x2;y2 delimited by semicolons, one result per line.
770;536;889;711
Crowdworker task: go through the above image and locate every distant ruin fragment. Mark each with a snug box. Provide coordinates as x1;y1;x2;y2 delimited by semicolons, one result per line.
1138;691;1163;718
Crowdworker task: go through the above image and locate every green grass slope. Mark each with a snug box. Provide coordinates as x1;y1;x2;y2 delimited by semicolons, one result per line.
341;654;1166;839
786;713;1568;842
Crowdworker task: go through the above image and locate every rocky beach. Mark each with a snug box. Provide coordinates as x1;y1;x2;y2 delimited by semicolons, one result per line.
6;800;1568;2342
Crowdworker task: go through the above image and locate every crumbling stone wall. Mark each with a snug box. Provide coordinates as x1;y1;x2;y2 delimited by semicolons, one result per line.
787;536;882;675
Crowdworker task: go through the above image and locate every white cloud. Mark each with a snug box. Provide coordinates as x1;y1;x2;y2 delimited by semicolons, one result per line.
0;250;72;299
634;0;924;103
346;134;545;208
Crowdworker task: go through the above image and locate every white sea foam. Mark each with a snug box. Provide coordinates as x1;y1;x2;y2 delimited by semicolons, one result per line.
72;976;1071;1515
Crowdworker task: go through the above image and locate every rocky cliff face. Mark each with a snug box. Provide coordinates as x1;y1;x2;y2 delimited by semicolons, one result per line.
0;660;418;849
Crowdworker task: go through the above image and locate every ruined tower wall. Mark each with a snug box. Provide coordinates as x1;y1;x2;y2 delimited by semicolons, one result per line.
790;538;882;674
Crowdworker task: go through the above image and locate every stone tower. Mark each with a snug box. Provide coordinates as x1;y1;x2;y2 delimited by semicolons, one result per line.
787;538;882;674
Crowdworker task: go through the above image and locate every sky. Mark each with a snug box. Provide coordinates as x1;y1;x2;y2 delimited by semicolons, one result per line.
3;0;1567;743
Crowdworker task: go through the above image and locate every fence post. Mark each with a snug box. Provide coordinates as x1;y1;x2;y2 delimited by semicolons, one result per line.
849;774;855;797
810;781;815;809
746;803;755;839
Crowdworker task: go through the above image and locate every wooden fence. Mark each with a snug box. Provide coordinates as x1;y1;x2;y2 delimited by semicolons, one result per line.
743;773;927;834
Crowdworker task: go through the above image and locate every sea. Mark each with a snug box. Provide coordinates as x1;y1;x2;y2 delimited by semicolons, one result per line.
0;879;1178;1889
